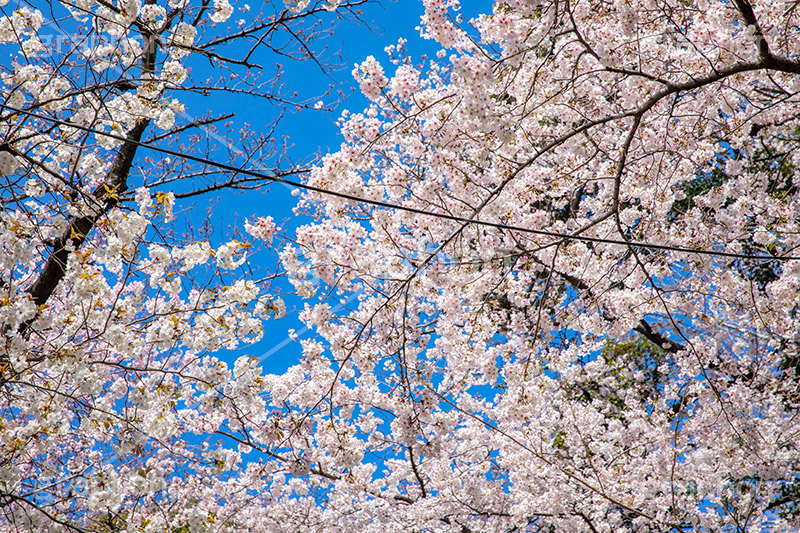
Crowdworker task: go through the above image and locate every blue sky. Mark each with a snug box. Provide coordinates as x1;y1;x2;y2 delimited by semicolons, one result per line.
179;1;454;373
18;0;481;372
21;0;485;373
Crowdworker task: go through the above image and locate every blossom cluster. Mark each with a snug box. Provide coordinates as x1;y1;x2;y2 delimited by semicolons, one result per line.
0;0;326;530
280;0;800;531
3;0;800;531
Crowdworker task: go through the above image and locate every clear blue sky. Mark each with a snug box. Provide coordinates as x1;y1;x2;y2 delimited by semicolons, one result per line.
178;1;455;373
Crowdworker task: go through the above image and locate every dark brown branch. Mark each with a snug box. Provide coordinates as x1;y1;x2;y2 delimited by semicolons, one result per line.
407;446;428;498
575;511;600;533
634;319;684;354
524;253;686;353
168;168;309;199
23;1;160;329
440;516;474;533
0;492;85;533
25;121;149;313
733;0;771;59
144;112;234;144
765;493;799;512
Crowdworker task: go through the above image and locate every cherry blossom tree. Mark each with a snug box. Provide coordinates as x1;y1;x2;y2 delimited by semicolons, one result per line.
4;0;800;531
276;0;800;531
0;0;372;530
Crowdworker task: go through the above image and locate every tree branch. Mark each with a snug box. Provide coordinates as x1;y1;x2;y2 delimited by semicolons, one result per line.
25;120;149;314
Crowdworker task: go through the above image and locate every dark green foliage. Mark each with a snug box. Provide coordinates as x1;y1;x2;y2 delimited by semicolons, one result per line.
671;143;797;290
567;338;670;417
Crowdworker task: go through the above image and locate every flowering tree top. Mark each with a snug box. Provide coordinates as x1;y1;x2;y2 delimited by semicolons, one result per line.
283;0;800;530
1;0;800;531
